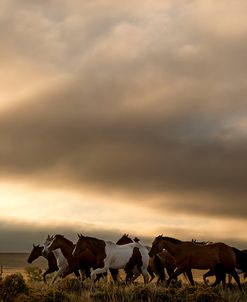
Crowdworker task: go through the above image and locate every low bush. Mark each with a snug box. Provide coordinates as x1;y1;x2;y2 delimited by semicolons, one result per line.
56;278;83;293
25;266;43;282
0;273;28;302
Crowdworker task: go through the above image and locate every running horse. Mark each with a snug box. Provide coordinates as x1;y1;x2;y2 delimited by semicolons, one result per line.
27;244;58;282
116;234;166;283
203;248;247;285
73;234;149;285
44;234;117;282
149;235;242;290
42;235;81;283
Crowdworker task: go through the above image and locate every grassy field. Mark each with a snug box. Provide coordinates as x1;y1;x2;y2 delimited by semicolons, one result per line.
1;253;247;301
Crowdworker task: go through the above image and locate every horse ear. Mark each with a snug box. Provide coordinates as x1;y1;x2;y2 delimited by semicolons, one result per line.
47;234;50;240
37;244;40;247
33;244;35;248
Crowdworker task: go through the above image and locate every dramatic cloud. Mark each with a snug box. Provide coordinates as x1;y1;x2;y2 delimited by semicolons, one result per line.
1;0;247;250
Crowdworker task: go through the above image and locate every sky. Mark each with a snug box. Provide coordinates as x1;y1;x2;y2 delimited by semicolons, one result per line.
1;0;247;251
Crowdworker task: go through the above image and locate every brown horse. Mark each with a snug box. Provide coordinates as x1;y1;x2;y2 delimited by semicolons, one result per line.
203;248;247;285
45;234;117;282
27;244;58;282
149;235;242;289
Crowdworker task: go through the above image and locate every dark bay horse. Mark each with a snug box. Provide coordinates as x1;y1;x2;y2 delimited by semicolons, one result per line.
149;235;242;289
74;234;149;285
203;248;247;285
27;244;58;282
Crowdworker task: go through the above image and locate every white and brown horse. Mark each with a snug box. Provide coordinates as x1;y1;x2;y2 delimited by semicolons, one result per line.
42;235;81;283
74;234;149;284
116;234;167;283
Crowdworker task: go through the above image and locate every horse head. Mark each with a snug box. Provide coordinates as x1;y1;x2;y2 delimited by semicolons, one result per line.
116;234;133;245
149;235;164;257
28;244;43;263
133;237;140;243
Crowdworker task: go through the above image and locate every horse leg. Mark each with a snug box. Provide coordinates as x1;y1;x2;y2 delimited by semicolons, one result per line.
203;269;215;285
73;269;80;279
185;269;194;286
167;267;184;286
91;267;108;280
229;269;242;290
212;264;225;287
166;264;177;280
153;255;165;284
141;267;149;285
109;268;119;282
147;266;155;283
43;267;57;283
90;267;108;291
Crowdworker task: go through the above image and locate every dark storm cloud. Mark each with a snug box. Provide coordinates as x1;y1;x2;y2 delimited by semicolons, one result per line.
1;73;247;219
1;0;247;219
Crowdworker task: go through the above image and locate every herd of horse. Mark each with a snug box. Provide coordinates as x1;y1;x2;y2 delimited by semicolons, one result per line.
27;234;247;290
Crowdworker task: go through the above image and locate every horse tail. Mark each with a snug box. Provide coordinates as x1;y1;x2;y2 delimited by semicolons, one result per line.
154;254;165;282
233;247;247;273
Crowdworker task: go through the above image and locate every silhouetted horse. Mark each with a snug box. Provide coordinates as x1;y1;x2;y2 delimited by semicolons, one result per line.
27;244;58;282
149;235;242;290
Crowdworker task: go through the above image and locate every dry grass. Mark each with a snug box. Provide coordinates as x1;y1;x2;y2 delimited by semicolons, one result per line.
1;254;247;301
1;272;247;302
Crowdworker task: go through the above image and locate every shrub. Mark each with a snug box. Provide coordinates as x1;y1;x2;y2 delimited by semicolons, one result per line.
44;288;70;302
0;273;28;302
56;277;83;293
25;266;43;282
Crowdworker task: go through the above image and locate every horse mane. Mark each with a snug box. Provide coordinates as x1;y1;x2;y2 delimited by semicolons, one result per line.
191;239;213;245
156;235;182;244
55;234;74;247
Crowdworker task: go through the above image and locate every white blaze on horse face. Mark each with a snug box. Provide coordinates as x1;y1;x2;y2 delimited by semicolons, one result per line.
42;235;54;255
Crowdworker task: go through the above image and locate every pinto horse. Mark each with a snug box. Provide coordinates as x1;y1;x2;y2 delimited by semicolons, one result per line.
27;244;58;282
116;234;166;283
74;234;149;284
42;235;81;283
149;235;242;290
